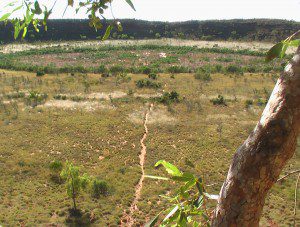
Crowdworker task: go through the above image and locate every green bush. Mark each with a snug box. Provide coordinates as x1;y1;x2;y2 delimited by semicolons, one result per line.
109;65;125;75
36;70;45;77
91;179;109;198
148;73;158;80
210;95;227;106
167;66;189;73
95;65;107;74
138;66;152;74
135;79;162;89
225;64;244;74
158;91;180;104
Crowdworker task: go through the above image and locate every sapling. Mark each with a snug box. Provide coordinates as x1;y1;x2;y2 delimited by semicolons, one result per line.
60;161;90;212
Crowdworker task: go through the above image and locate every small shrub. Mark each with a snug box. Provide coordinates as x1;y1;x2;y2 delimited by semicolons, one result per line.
210;95;227;106
214;64;224;73
116;73;131;85
54;94;67;100
91;179;109;198
101;73;110;78
257;98;267;106
135;79;162;89
226;64;243;74
109;65;125;75
148;73;158;80
167;66;189;74
245;99;254;108
158;91;180;104
70;95;85;102
50;160;63;183
138;66;152;74
95;65;107;74
36;70;45;77
194;71;212;82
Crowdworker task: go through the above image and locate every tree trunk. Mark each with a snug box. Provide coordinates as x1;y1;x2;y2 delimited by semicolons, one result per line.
212;47;300;226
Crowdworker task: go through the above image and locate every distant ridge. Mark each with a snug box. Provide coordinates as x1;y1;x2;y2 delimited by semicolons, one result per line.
0;19;299;43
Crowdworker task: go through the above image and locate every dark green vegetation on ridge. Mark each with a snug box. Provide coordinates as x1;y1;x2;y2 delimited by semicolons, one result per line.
1;19;300;43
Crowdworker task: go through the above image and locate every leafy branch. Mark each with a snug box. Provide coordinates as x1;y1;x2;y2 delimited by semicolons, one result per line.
145;160;218;227
266;30;300;62
0;0;135;40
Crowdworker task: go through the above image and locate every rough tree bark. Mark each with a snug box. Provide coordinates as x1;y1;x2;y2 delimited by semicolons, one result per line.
212;47;300;226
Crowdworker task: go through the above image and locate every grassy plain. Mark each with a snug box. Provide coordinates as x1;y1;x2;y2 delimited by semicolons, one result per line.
0;42;299;226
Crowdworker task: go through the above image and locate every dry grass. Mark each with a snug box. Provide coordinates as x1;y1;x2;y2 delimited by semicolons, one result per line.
0;41;298;226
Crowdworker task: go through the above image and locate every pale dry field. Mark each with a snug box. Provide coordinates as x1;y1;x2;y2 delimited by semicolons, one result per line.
0;38;296;54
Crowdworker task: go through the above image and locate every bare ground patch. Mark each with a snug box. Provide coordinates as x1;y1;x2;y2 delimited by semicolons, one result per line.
128;105;176;125
133;93;162;99
42;100;112;111
87;91;127;100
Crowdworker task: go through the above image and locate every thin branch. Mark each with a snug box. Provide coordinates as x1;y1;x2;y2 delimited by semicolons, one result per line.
277;170;300;182
110;2;115;20
293;173;300;227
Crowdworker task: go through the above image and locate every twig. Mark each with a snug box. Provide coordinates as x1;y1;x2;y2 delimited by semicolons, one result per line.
206;183;217;187
277;170;300;182
293;173;300;227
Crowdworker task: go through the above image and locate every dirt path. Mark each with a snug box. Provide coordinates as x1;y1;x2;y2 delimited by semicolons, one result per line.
121;104;153;226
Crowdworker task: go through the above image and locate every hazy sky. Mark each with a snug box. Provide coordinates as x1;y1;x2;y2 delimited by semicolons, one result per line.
2;0;300;22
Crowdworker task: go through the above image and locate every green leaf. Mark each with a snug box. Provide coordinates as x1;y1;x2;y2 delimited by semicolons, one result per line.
203;192;219;200
102;25;113;41
179;179;196;193
178;212;188;227
163;205;179;223
22;26;27;39
155;160;182;177
280;43;289;58
145;213;160;227
0;13;12;21
34;1;42;15
289;39;300;47
125;0;136;11
171;172;195;182
144;175;170;181
193;195;204;208
265;42;284;62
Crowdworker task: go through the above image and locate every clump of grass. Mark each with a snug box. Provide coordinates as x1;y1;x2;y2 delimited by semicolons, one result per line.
245;99;254;108
210;95;227;106
25;91;48;107
70;95;85;102
54;94;67;100
194;71;212;82
49;160;63;183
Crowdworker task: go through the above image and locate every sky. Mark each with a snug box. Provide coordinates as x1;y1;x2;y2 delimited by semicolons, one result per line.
1;0;300;22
